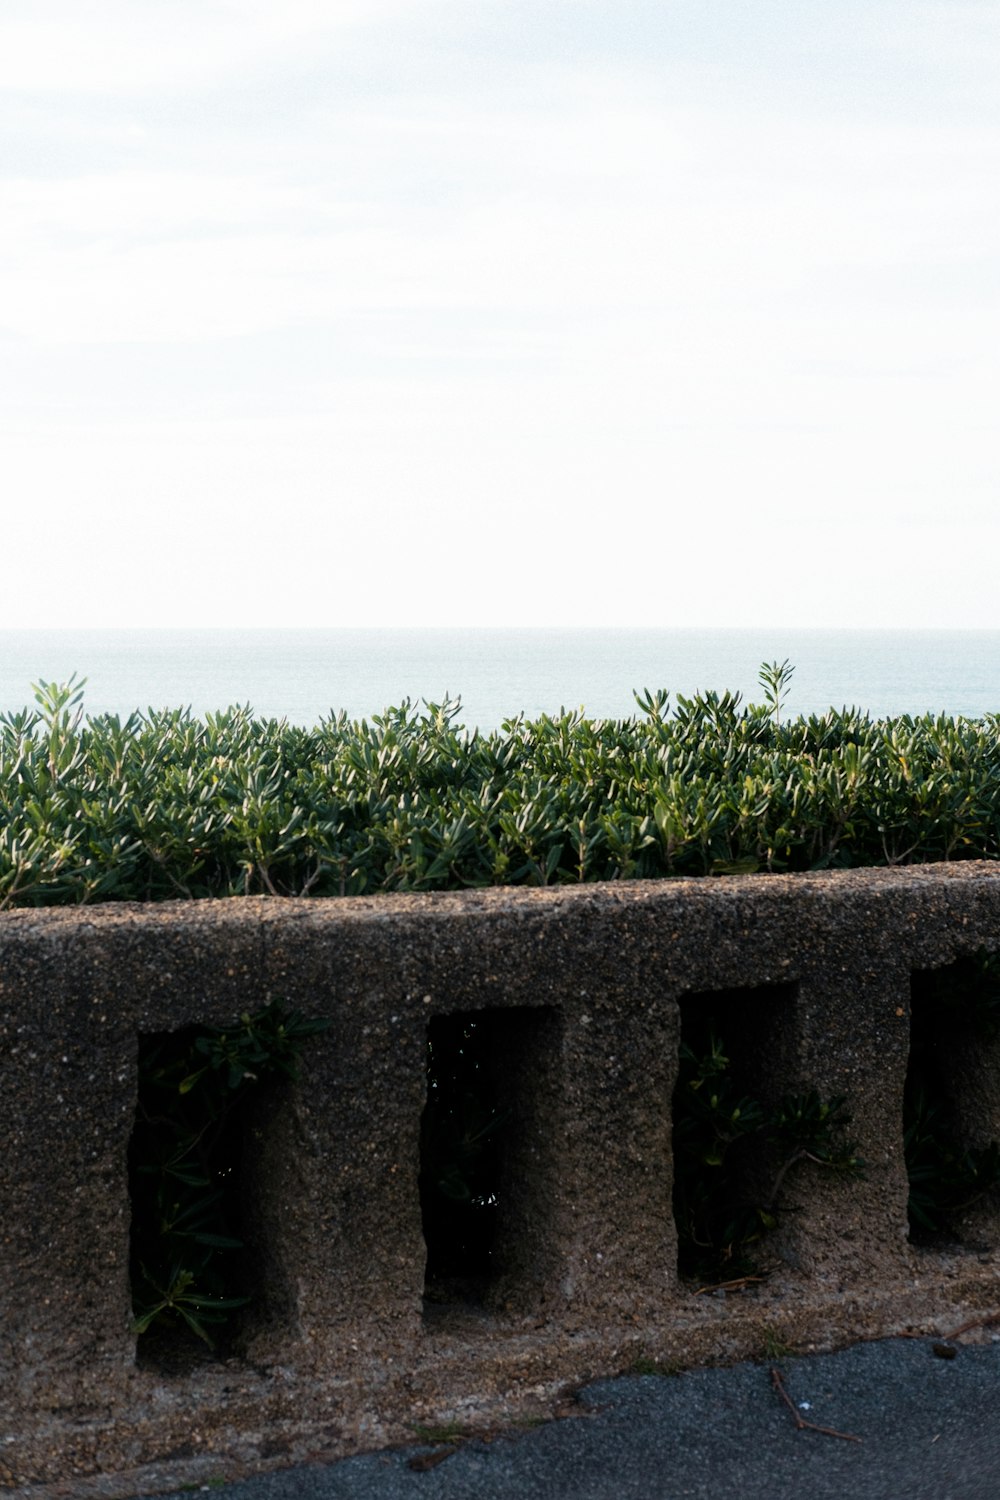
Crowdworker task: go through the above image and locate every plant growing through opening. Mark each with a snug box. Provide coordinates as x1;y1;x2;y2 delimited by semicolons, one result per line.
672;1028;862;1282
129;1000;328;1349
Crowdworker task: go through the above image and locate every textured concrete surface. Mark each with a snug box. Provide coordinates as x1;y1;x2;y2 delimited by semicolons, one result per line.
3;864;1000;1493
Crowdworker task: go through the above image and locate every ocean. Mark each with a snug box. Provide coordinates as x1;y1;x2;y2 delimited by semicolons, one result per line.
1;627;999;731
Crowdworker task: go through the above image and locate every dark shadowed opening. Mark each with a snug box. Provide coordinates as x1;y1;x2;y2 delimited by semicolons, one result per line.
420;1006;557;1314
906;956;1000;1244
421;1011;505;1307
672;982;798;1280
128;1026;252;1369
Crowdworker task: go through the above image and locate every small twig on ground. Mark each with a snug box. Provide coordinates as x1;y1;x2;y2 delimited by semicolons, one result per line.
770;1368;861;1443
941;1309;1000;1342
694;1275;768;1295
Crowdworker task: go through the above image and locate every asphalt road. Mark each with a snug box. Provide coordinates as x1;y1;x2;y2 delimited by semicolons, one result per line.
144;1334;1000;1500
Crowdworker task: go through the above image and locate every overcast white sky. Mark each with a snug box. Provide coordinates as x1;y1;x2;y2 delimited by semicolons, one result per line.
2;0;998;629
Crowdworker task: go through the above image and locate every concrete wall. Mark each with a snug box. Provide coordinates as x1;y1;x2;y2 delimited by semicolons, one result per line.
3;863;1000;1495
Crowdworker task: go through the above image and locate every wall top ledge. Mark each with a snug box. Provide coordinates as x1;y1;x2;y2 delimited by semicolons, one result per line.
1;858;999;942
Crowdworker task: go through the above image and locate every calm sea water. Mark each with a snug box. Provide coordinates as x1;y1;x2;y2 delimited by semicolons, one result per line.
1;628;999;731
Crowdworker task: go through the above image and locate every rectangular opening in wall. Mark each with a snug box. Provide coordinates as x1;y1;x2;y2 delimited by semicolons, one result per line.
128;1002;323;1370
906;954;1000;1246
420;1006;558;1319
672;983;801;1283
129;1025;252;1369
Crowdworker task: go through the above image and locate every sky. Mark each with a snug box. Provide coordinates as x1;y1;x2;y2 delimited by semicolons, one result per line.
2;0;998;630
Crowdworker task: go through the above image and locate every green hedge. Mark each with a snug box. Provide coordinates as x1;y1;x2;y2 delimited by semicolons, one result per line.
1;664;999;908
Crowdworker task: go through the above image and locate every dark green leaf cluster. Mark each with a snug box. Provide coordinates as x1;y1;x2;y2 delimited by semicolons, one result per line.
672;1033;862;1281
4;669;1000;907
129;1001;329;1348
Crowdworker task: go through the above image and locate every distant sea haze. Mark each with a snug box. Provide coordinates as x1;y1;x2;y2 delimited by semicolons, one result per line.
1;628;999;732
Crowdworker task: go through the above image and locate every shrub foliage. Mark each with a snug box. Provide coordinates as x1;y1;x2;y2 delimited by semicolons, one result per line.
3;665;1000;908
